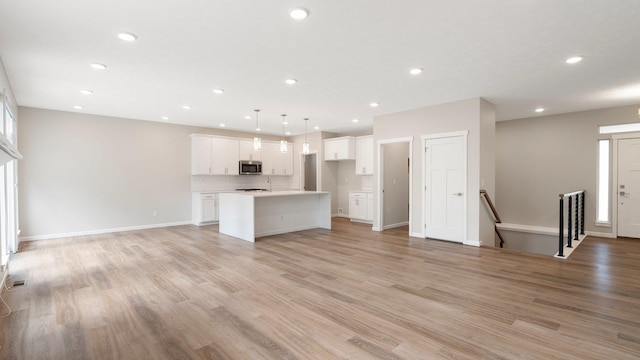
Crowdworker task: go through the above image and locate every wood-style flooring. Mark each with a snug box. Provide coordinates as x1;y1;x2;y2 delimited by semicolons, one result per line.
1;218;640;359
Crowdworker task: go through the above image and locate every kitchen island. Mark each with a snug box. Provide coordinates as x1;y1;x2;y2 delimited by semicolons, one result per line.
218;191;331;242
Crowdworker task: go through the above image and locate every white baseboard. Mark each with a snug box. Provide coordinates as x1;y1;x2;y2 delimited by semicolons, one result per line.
372;226;381;232
464;239;481;247
19;221;193;241
410;232;424;238
382;221;409;230
1;264;8;295
498;222;615;239
585;230;616;238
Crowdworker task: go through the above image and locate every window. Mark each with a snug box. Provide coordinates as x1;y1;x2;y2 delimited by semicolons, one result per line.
599;122;640;135
597;139;610;224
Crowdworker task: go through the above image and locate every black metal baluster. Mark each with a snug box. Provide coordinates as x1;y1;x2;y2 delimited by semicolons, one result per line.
558;196;565;257
581;191;585;235
574;194;579;241
567;196;573;249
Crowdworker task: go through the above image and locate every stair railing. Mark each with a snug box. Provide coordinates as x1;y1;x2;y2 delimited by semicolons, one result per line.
557;190;585;258
480;190;504;248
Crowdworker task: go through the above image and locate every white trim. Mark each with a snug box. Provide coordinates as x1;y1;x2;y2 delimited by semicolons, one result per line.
382;221;409;230
376;137;413;234
422;131;468;243
612;134;640;238
594;221;611;227
19;221;192;241
421;130;468;140
410;232;423;238
0;267;8;294
586;230;616;238
464;240;481;247
497;223;559;236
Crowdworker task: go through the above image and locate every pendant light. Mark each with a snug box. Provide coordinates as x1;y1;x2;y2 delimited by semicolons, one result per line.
253;109;262;151
302;118;310;155
280;114;288;153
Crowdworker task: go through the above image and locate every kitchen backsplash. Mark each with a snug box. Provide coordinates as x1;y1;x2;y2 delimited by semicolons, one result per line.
191;175;300;192
361;175;374;191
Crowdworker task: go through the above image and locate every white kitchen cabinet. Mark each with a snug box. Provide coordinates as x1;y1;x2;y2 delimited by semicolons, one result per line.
349;191;373;223
262;142;281;175
211;138;239;175
192;192;218;225
355;135;374;175
281;148;294;176
324;136;355;161
261;142;294;176
191;135;239;175
239;140;262;161
191;135;213;175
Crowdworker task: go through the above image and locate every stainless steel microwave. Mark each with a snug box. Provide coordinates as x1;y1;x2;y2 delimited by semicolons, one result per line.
239;160;262;175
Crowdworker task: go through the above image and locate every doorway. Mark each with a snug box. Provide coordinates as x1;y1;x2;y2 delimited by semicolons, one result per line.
302;153;317;191
423;131;467;243
381;142;410;229
376;137;413;233
617;137;640;238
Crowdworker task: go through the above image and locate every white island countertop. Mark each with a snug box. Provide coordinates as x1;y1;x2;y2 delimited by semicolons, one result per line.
219;191;331;242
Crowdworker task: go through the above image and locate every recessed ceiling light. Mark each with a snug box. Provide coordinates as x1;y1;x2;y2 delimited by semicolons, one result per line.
244;115;252;119
182;105;192;110
213;89;224;94
73;105;84;110
535;107;545;113
409;68;423;75
80;89;93;95
285;131;291;135
285;78;297;85
256;128;261;132
565;56;583;64
220;123;226;127
352;118;359;123
370;102;379;108
313;126;320;130
117;32;137;42
161;116;170;120
90;63;107;70
283;121;289;125
289;8;309;20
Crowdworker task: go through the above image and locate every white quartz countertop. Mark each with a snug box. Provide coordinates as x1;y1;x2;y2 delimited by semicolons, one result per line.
219;190;330;198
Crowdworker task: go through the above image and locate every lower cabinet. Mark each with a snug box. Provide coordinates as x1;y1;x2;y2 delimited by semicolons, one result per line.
349;191;373;223
192;192;218;225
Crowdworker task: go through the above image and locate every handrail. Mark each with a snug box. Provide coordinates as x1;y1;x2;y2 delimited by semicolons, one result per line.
557;190;585;258
480;190;504;248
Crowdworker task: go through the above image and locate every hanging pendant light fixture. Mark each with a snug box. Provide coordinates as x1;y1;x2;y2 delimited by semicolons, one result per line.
280;114;288;153
253;109;262;151
302;118;310;155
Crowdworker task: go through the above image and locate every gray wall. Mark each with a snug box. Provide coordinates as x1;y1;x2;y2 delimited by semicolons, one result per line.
17;107;282;238
374;97;495;245
495;104;639;234
382;142;410;227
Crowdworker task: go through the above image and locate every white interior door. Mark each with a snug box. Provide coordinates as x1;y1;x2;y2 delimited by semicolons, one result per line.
424;135;466;242
618;137;640;238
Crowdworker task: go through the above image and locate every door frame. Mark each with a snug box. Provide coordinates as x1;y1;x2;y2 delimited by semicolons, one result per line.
299;151;320;191
375;137;413;232
421;130;468;242
611;132;640;238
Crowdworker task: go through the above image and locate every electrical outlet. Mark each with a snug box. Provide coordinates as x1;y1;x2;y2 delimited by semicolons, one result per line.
152;210;158;217
280;215;284;221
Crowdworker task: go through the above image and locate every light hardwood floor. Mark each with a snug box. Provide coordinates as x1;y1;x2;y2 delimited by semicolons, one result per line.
1;218;640;359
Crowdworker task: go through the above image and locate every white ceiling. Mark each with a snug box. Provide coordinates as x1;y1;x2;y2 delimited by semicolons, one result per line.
1;1;640;136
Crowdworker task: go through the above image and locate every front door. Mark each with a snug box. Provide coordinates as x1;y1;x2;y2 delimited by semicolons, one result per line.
424;134;466;242
618;137;640;238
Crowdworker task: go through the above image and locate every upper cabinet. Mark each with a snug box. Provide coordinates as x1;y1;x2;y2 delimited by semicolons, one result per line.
191;134;293;176
324;136;355;161
355;135;374;175
239;140;262;161
190;135;239;175
262;142;294;175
